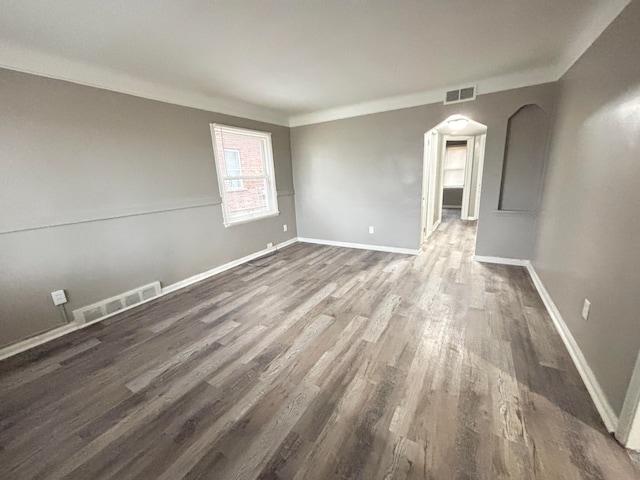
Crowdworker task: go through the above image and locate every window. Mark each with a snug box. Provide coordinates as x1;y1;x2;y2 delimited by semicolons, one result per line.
443;142;467;188
210;124;279;226
223;150;243;191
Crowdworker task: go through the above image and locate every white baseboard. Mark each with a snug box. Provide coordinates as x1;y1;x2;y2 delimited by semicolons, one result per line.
297;237;420;255
617;351;640;449
0;237;299;362
472;254;619;433
0;324;78;362
525;262;619;433
162;237;298;294
473;255;528;266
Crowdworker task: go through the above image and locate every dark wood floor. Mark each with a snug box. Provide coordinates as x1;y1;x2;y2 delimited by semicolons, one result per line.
1;211;638;479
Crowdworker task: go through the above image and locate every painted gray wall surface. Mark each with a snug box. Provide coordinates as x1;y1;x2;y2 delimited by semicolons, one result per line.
499;104;549;212
443;188;463;207
0;68;296;347
291;83;556;257
531;0;640;414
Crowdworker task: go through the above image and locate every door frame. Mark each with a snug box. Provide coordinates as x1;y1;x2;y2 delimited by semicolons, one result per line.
442;135;475;220
420;117;488;245
421;129;440;243
470;133;487;220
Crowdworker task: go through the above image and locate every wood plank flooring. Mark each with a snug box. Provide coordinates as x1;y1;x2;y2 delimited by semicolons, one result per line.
1;210;638;479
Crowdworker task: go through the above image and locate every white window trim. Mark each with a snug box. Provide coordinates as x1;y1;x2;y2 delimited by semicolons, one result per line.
210;124;279;227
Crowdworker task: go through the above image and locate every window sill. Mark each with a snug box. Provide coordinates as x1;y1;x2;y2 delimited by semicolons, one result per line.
224;211;280;228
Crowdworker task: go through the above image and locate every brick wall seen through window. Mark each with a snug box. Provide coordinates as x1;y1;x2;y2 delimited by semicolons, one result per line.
211;124;279;226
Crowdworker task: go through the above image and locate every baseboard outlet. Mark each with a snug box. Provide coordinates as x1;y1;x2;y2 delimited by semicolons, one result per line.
0;237;299;362
473;255;528;266
525;262;619;433
297;237;420;256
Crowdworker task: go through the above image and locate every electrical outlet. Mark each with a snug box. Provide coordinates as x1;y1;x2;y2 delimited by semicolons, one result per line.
582;298;591;320
51;290;67;306
283;224;288;232
368;226;374;234
267;242;274;248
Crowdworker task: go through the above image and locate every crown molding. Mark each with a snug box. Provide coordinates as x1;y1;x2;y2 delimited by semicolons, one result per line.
288;65;557;127
0;0;629;129
553;0;632;79
288;0;631;127
0;42;289;127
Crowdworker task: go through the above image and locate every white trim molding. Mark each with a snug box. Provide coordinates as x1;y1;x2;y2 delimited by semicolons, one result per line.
0;324;78;362
0;237;299;362
616;351;640;450
298;237;420;256
288;66;557;127
473;255;619;433
525;262;619;433
0;43;289;127
162;237;298;295
0;0;628;130
473;255;528;267
554;0;632;79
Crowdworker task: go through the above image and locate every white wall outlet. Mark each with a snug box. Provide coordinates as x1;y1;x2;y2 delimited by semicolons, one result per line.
368;226;374;234
51;290;67;306
582;298;591;320
283;224;288;232
267;242;274;248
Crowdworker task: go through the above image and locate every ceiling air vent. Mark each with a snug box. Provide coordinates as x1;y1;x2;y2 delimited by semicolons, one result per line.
444;85;476;105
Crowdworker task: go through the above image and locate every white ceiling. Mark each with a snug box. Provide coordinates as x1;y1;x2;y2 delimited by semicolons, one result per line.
0;1;631;126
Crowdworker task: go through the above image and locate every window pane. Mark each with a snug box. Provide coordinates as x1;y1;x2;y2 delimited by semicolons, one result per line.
224;178;269;217
444;169;465;187
445;146;466;169
223;150;243;190
443;144;466;187
218;133;265;176
211;124;279;226
224;150;241;174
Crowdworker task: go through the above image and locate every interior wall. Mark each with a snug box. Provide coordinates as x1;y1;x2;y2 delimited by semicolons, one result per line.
532;0;640;415
499;104;550;211
443;188;463;208
291;83;556;256
0;68;297;348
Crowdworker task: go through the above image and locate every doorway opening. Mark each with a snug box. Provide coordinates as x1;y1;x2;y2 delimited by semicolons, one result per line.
420;115;487;244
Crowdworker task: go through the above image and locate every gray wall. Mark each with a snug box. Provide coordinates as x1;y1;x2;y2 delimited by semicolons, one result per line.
0;68;296;347
443;188;463;208
499;104;550;211
532;0;640;414
291;83;556;256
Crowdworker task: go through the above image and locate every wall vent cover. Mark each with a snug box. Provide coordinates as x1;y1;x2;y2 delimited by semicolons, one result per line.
444;85;476;105
72;281;161;324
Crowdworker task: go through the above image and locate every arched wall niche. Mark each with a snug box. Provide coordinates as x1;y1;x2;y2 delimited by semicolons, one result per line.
498;104;550;211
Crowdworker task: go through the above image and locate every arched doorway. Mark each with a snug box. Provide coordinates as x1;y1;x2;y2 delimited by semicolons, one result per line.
420;115;488;244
